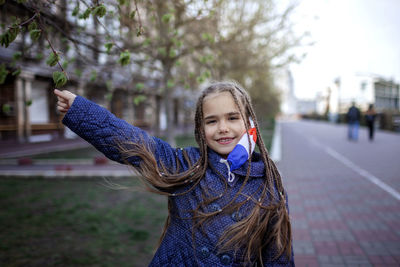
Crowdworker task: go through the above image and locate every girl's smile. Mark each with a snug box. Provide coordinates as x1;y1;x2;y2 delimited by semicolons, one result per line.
203;91;246;157
216;137;234;145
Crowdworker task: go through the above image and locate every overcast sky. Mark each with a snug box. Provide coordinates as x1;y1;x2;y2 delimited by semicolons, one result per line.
287;0;400;99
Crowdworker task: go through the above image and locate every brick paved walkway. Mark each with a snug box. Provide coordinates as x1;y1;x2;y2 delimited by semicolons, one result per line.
277;120;400;267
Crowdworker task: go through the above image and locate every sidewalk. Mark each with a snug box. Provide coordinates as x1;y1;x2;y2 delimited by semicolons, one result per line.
277;120;400;267
0;138;133;177
0;138;90;158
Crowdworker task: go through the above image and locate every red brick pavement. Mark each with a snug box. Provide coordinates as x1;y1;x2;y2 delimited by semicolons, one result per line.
277;120;400;267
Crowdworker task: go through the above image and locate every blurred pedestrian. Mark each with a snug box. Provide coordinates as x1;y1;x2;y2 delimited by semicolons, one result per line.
54;81;293;266
365;104;377;141
346;101;361;141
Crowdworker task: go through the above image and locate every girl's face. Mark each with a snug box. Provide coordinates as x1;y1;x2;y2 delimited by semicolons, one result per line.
202;91;246;157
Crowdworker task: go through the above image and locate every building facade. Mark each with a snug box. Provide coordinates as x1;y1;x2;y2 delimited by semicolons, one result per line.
318;73;400;121
0;1;194;143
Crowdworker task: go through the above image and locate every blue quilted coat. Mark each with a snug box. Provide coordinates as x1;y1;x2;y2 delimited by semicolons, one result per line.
63;96;294;266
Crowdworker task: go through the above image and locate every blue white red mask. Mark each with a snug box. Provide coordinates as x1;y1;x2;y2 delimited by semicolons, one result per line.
220;118;257;182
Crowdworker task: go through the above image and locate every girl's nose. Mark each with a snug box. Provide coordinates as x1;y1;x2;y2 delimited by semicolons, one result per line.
218;121;229;133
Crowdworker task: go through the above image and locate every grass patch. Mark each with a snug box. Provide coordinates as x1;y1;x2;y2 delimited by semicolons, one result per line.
0;178;167;266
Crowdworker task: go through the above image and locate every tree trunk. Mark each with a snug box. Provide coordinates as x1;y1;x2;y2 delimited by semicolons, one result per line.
154;95;161;137
163;67;176;147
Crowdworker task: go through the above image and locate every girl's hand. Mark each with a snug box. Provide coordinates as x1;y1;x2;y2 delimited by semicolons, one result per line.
54;89;77;113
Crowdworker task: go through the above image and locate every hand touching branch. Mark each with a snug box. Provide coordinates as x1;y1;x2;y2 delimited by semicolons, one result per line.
54;89;77;113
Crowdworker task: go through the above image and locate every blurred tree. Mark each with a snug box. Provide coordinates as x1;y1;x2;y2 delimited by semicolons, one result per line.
209;0;306;118
135;0;220;144
1;0;306;141
1;0;219;145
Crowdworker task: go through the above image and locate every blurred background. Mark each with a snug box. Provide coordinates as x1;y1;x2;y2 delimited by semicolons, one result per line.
1;0;399;266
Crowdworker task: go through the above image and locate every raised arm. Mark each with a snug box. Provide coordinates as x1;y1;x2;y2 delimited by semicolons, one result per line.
54;89;194;170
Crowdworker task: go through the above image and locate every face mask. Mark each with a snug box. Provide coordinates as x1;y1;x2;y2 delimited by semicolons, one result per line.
220;118;257;182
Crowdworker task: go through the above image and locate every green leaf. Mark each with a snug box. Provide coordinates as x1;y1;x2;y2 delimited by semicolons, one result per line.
136;26;143;37
175;40;183;48
203;70;211;78
46;52;59;67
2;103;11;114
90;70;97;82
143;38;151;47
196;76;205;84
104;42;113;54
79;8;92;20
52;71;67;87
0;27;20;48
72;6;80;17
93;4;106;17
25;99;32;106
28;21;38;31
167;79;174;88
105;92;113;101
118;51;130;66
201;33;214;43
129;10;136;19
12;68;21;76
133;95;147;106
117;0;126;5
12;51;22;61
106;80;113;91
62;61;69;69
135;83;144;91
199;54;214;64
11;69;21;76
169;49;176;58
0;63;9;84
29;29;41;41
74;68;82;78
35;53;43;60
161;13;173;24
157;47;167;57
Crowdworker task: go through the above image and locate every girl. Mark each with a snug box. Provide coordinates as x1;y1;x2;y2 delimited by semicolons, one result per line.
54;81;293;266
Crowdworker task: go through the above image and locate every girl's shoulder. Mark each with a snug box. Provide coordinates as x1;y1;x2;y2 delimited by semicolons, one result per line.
179;146;201;162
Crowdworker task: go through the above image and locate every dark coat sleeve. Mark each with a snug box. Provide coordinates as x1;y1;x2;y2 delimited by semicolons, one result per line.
62;95;191;170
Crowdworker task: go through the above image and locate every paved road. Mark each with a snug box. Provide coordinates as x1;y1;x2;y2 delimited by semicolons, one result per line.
277;120;400;267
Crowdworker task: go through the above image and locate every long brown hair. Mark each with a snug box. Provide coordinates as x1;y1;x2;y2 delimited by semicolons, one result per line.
118;81;292;265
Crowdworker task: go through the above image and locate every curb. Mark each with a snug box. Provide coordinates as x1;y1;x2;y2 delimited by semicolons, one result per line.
270;120;282;162
0;170;134;178
0;140;90;159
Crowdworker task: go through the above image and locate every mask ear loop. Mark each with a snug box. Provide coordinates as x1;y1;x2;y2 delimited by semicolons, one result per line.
219;158;236;182
249;117;255;128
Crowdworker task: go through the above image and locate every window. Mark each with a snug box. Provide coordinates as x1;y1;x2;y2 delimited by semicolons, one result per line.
360;81;367;91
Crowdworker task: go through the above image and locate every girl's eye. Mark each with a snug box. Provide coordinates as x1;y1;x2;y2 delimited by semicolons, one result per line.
206;120;216;124
229;116;239;121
